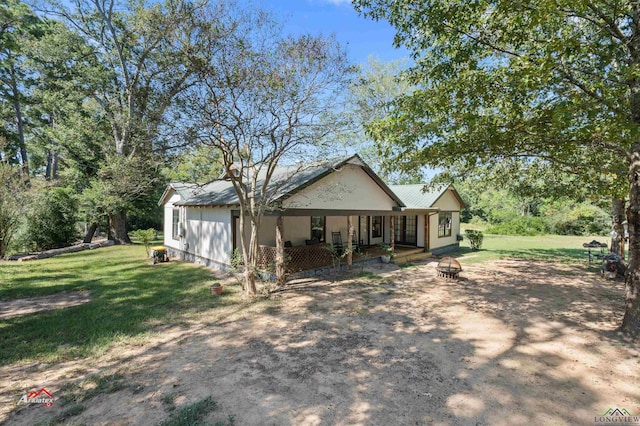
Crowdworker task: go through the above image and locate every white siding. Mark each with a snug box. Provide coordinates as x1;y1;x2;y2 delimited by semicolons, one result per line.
433;189;461;211
163;192;182;249
283;164;397;210
429;189;462;250
429;211;460;250
183;207;232;264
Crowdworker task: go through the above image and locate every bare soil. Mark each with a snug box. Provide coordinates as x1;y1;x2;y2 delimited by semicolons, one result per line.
0;291;91;320
1;259;639;425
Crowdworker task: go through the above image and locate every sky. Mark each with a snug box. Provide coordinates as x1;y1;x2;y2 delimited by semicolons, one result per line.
256;0;410;66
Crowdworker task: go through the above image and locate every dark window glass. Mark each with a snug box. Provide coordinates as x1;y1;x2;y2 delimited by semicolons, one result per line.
311;216;325;242
438;212;452;238
372;216;382;238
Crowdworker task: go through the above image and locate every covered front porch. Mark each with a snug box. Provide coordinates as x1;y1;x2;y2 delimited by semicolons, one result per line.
233;209;434;277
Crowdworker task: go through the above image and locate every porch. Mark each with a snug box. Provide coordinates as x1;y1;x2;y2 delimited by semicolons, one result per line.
257;244;427;274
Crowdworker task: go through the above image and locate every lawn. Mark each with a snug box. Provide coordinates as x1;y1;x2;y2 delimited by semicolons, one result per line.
0;242;239;366
456;232;613;264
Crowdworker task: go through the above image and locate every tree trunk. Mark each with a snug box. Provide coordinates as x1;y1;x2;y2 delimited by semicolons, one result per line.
52;151;59;180
245;219;258;295
622;145;640;337
275;215;285;286
45;150;53;181
10;71;29;180
108;210;131;244
83;222;98;243
612;198;626;258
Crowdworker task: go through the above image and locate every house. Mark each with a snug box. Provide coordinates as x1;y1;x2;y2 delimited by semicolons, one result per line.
158;155;465;272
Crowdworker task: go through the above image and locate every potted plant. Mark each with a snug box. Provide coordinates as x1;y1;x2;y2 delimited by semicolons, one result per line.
210;282;224;295
378;243;393;263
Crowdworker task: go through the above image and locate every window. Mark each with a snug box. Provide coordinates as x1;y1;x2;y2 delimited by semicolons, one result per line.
172;209;180;239
311;216;325;242
372;216;383;238
438;212;452;238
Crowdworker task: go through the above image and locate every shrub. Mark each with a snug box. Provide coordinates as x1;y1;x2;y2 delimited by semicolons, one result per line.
486;216;550;236
549;203;610;236
25;187;79;251
464;230;484;250
130;228;156;256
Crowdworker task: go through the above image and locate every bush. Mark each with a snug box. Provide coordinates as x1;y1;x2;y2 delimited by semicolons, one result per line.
25;187;79;251
130;228;157;256
464;230;484;250
486;216;550;236
549;203;610;236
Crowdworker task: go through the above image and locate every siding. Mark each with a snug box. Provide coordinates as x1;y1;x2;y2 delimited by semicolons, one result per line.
184;207;232;264
163;192;182;249
283;164;397;211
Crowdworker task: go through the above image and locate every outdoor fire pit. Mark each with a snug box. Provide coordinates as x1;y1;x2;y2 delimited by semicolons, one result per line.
436;257;462;279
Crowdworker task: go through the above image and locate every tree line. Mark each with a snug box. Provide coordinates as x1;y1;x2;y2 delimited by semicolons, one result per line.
0;0;351;268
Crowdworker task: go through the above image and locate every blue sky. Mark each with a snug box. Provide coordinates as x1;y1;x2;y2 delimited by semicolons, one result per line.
257;0;409;66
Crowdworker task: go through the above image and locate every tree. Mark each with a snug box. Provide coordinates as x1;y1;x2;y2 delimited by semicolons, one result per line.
0;150;27;257
354;0;640;337
44;0;214;243
0;0;45;179
187;12;352;294
24;186;78;250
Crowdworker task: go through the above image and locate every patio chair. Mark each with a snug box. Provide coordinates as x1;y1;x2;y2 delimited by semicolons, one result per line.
331;231;343;255
351;236;360;253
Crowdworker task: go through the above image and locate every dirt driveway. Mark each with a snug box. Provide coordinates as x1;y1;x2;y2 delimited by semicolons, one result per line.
1;259;639;425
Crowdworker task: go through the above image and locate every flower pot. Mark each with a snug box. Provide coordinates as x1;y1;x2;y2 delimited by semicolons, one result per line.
381;255;391;264
210;284;224;295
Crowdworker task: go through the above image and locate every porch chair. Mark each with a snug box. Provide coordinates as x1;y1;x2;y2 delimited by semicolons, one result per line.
331;231;343;255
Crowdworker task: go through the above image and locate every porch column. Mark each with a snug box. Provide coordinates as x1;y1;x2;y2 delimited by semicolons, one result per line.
347;215;353;269
390;215;396;255
275;214;285;286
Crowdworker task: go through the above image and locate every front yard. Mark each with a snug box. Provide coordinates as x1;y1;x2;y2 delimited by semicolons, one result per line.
0;239;638;425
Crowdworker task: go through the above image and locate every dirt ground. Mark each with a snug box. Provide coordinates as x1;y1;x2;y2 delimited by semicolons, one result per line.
0;291;91;320
1;259;639;425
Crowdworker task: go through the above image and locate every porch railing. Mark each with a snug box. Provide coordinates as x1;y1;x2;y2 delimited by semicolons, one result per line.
258;244;334;273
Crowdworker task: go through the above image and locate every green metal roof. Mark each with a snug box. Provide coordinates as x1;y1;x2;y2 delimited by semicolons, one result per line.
388;184;463;209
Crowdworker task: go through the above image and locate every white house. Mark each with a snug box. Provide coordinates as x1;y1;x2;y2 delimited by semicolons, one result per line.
158;155;465;272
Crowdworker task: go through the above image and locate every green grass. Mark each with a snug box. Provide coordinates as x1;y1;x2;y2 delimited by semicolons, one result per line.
158;396;222;426
456;232;613;264
0;242;239;366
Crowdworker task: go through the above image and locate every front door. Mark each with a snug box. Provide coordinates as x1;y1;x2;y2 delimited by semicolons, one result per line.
394;215;417;246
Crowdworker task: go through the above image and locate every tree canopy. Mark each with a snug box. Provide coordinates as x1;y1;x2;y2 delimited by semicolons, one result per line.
354;0;640;336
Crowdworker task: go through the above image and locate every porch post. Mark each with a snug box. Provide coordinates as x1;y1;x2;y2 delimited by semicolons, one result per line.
275;214;285;286
347;215;353;269
390;215;396;255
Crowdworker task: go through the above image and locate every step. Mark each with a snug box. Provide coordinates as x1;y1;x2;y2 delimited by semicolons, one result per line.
393;250;432;264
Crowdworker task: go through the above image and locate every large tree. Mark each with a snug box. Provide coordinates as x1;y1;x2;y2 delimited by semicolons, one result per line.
43;0;216;243
187;11;352;294
354;0;640;337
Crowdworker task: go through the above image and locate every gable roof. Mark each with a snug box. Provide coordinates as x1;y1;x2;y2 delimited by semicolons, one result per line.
157;182;201;206
388;184;465;210
163;155;405;208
